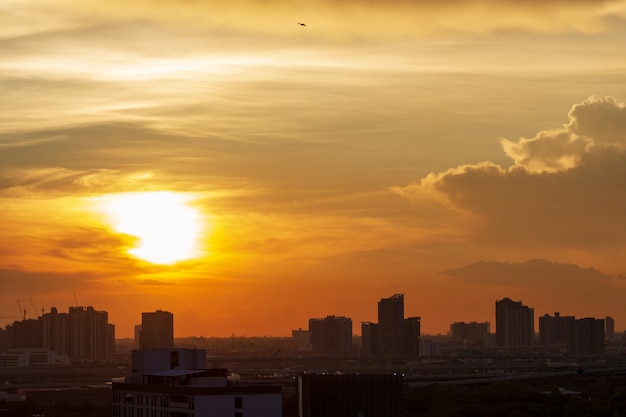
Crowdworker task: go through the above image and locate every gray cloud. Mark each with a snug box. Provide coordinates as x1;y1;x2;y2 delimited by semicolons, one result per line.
395;97;626;248
441;259;609;287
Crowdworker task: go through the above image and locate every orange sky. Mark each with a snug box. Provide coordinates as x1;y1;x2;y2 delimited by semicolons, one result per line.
2;0;626;338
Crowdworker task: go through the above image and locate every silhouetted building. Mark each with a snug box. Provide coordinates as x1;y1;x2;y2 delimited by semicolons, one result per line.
378;294;406;357
451;321;490;345
495;298;534;347
68;306;110;362
605;316;615;339
298;373;401;417
0;306;112;362
113;349;281;417
11;319;42;349
360;322;380;357
361;294;420;358
140;310;174;349
292;328;311;351
568;317;605;356
42;307;70;357
308;315;352;355
403;316;421;356
539;312;575;345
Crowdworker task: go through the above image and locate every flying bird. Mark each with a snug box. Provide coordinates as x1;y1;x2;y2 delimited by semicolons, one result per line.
298;22;306;26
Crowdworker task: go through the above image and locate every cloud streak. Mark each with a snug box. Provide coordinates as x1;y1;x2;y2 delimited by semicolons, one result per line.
2;0;625;45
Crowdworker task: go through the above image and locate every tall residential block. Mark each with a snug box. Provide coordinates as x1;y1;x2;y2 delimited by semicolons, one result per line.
568;317;605;356
538;312;575;345
140;310;174;350
308;315;352;355
361;294;420;358
378;294;406;357
495;298;534;347
68;306;110;362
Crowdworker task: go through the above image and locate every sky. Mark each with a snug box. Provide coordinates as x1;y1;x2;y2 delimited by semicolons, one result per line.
2;0;626;338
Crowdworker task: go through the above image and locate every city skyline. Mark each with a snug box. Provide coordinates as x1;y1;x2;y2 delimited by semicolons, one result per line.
1;296;619;342
2;1;626;337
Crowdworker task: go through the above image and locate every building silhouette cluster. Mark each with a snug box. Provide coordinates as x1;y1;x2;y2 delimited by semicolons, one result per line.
0;295;618;365
303;294;421;358
299;296;612;358
539;312;606;356
0;306;114;363
448;298;610;356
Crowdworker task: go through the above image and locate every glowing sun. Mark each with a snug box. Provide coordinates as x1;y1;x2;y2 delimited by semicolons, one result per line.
98;191;204;264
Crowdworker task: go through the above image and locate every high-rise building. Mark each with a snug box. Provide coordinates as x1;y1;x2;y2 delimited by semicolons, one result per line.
538;312;575;345
140;310;174;350
568;317;605;356
69;306;110;362
308;315;352;355
403;317;421;356
42;307;70;357
361;322;380;357
495;298;534;347
378;294;405;357
361;295;420;358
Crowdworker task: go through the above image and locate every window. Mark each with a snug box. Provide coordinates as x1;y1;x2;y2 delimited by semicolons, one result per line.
234;397;243;409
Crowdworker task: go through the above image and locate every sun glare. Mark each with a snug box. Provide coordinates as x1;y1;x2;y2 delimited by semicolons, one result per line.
97;191;204;264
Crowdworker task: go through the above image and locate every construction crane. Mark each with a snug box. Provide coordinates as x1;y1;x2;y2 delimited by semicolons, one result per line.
17;299;26;320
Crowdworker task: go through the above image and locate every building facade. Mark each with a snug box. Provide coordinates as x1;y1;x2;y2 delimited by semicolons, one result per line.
298;373;401;417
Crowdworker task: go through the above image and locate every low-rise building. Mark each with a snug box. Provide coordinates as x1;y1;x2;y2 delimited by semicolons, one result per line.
112;349;281;417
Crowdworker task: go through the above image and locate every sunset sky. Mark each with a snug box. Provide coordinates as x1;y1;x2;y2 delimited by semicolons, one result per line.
2;0;626;338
